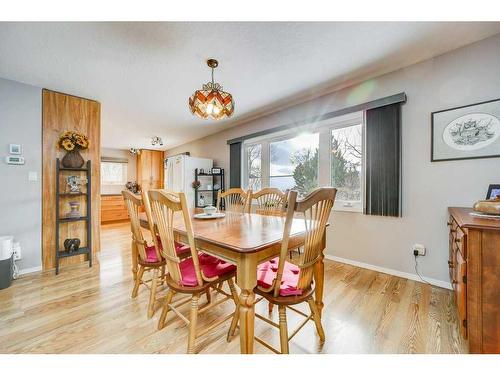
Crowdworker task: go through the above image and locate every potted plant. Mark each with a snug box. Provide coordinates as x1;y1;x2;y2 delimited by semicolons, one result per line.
58;131;90;168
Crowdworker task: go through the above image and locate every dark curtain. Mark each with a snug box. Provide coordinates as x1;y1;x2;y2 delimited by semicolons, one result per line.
229;142;242;188
365;103;401;217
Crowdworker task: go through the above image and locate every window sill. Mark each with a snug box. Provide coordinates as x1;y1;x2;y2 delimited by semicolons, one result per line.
333;205;363;213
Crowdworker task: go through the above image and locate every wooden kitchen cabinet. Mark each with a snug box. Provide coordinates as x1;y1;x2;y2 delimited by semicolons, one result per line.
448;207;500;353
101;195;129;223
137;149;164;191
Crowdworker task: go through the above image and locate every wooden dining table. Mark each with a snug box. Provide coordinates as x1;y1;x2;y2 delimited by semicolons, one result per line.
137;210;326;354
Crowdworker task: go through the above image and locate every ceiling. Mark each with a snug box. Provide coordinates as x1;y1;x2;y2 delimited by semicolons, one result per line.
1;22;499;150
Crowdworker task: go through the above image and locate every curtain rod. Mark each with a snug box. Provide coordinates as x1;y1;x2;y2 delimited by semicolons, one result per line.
227;92;406;145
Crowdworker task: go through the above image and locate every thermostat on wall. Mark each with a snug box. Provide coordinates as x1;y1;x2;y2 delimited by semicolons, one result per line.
5;156;25;165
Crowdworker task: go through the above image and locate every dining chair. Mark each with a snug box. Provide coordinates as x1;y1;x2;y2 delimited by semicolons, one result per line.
148;189;240;354
247;187;287;215
122;190;190;319
227;187;337;354
216;188;250;213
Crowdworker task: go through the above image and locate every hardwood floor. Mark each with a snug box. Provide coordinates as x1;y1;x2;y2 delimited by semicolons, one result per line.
0;222;468;354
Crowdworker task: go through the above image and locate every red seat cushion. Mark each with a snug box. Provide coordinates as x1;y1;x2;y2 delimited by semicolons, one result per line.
144;241;190;263
257;257;302;296
179;253;236;287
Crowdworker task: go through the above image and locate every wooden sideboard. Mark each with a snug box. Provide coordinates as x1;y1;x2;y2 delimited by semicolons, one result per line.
101;195;129;223
448;207;500;353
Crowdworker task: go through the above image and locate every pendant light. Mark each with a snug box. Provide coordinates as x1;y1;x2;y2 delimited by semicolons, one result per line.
189;59;234;120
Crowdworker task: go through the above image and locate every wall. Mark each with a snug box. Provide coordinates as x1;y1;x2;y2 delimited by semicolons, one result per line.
100;147;137;195
0;78;42;273
166;33;500;286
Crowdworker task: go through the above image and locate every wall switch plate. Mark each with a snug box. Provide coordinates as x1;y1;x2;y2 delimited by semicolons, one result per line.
28;171;38;181
412;243;426;256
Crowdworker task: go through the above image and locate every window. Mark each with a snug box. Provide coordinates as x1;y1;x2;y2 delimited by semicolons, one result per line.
270;133;319;196
330;124;363;210
101;162;128;185
245;143;262;191
242;111;364;212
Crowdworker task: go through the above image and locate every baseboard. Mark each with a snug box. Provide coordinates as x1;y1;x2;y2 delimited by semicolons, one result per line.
18;265;43;276
324;254;452;290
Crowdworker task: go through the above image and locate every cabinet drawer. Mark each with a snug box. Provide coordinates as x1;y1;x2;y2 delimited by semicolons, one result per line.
454;250;467;339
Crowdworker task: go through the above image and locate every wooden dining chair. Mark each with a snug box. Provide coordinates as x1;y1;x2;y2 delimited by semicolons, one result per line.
148;189;240;354
122;190;168;318
227;187;337;354
247;187;287;215
216;188;250;213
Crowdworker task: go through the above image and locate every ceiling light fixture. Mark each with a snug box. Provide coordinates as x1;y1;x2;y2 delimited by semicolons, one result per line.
151;136;163;146
189;59;234;120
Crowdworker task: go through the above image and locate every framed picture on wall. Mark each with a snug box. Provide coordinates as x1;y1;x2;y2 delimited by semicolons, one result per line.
486;184;500;199
431;98;500;162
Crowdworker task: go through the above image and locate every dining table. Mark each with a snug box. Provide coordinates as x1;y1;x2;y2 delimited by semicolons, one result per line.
137;209;326;354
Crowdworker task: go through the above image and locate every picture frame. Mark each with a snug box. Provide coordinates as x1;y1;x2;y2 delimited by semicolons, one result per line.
431;98;500;162
486;184;500;200
9;143;22;155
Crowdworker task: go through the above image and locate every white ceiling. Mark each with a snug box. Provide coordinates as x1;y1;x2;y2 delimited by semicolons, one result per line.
1;22;499;150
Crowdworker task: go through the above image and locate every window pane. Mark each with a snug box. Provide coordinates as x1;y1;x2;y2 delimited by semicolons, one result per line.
101;162;127;185
270;133;319;196
331;124;362;203
246;144;261;191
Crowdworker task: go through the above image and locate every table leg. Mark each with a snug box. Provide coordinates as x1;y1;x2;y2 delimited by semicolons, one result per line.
313;231;327;316
236;255;257;354
131;238;138;281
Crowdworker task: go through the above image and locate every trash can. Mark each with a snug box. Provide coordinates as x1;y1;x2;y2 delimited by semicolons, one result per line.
0;254;14;290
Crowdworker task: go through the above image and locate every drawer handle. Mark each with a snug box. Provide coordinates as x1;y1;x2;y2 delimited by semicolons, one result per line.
455;238;461;243
448;260;455;268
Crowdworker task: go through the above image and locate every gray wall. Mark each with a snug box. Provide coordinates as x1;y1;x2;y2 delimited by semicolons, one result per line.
0;78;42;272
166;33;500;285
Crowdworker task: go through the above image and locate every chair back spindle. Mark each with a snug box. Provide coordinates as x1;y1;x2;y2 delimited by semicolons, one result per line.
249;188;287;215
216;188;250;213
122;190;162;263
148;190;204;286
271;188;336;297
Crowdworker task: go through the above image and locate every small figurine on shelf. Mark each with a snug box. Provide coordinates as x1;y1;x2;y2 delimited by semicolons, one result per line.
63;238;80;253
67;175;87;193
199;194;205;206
192;180;201;189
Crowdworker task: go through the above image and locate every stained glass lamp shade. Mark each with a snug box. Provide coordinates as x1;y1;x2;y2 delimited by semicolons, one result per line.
189;59;234;120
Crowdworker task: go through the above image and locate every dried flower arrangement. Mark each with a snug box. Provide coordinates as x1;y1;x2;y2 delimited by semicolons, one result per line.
58;131;90;151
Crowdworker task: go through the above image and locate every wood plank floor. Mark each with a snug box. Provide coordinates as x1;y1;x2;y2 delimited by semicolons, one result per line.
0;222;468;354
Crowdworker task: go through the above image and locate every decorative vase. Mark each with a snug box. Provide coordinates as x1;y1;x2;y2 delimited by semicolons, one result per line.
62;149;84;168
68;201;81;218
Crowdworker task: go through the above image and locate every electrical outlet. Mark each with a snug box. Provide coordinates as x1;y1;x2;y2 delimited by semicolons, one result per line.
412;243;426;256
13;242;21;260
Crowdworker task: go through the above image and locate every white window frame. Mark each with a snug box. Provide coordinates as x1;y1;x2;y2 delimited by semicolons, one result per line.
242;111;364;213
101;161;128;186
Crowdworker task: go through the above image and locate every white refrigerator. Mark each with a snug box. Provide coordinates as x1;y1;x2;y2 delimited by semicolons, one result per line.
164;155;213;207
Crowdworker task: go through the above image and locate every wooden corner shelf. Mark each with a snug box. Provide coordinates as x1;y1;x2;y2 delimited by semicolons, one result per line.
55;159;92;275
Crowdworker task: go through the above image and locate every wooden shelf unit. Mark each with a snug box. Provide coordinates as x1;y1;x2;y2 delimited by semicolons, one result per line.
55;159;92;275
